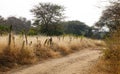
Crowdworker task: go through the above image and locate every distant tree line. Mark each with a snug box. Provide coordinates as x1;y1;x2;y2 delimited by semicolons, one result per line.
0;2;106;39
0;16;31;35
31;20;93;36
0;15;95;37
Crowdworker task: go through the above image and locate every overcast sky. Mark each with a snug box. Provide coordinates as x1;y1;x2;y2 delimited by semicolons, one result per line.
0;0;108;26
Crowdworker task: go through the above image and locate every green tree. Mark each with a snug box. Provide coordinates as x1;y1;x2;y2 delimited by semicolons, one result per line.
62;21;90;36
31;3;65;35
28;28;38;35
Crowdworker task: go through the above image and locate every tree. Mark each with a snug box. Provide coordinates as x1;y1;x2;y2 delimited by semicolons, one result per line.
6;16;31;33
0;16;9;35
95;0;120;31
28;27;38;35
62;21;90;36
31;3;65;35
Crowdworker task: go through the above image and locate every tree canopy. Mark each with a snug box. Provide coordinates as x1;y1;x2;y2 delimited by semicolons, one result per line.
95;0;120;31
31;3;65;35
62;21;90;36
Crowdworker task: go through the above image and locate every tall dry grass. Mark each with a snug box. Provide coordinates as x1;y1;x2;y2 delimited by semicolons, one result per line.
0;34;104;72
89;28;120;74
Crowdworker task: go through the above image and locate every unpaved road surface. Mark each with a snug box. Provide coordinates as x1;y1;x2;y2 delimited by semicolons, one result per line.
11;49;101;74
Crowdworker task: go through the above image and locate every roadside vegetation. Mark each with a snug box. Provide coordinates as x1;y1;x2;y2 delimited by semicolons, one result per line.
89;28;120;74
90;0;120;74
0;34;104;72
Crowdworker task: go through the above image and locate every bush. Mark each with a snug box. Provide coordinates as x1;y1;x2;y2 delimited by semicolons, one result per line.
28;29;38;35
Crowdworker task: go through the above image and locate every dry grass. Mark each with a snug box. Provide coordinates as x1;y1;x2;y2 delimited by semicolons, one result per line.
89;58;120;74
90;28;120;74
0;35;104;72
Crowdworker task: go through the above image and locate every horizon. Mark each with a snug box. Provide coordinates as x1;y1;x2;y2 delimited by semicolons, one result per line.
0;0;108;26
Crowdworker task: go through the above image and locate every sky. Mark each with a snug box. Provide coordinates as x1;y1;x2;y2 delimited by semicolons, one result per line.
0;0;108;26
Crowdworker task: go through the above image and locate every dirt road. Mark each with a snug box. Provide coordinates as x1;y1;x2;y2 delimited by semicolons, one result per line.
11;49;101;74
